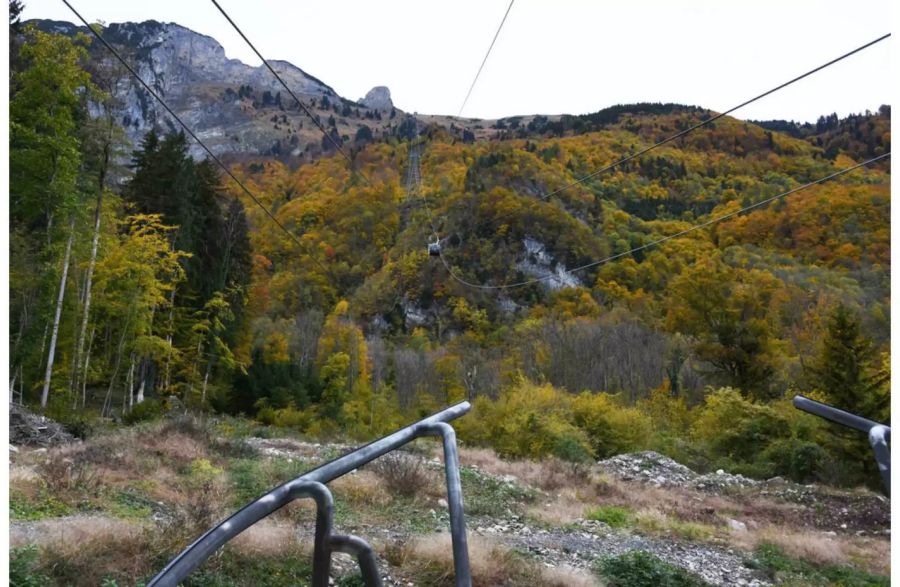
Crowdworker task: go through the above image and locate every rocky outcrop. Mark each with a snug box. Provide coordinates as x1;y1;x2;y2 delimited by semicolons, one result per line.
360;86;393;110
28;19;398;162
516;237;582;290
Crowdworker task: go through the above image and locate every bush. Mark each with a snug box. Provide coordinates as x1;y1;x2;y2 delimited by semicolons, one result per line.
123;399;163;424
10;546;50;587
691;388;790;464
759;438;828;483
571;392;652;458
369;452;431;497
272;405;314;429
37;451;100;494
747;544;888;586
552;434;594;463
455;382;594;461
585;505;633;528
595;550;710;586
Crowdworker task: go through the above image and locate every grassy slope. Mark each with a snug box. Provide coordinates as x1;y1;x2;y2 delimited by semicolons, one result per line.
9;416;890;586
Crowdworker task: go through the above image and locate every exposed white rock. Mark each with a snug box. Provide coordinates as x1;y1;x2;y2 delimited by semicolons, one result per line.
516;237;582;290
360;86;393;110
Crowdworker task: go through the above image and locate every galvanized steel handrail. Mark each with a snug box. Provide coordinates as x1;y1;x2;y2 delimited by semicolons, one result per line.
793;395;891;496
148;401;473;587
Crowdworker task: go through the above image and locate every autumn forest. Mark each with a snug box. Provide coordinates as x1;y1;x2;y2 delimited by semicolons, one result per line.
8;12;891;492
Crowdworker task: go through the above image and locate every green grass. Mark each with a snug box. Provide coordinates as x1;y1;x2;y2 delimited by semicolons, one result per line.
10;546;51;587
746;544;889;587
632;511;716;542
335;574;366;587
105;490;155;520
595;550;711;587
227;456;315;507
178;548;312;587
10;489;74;521
459;467;535;517
585;505;633;528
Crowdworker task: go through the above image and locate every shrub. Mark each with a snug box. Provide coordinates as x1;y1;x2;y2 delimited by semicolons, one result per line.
123;399;163;424
595;550;710;586
747;544;888;587
639;384;692;436
691;388;790;464
552;433;595;464
456;382;593;461
369;452;431;497
759;438;827;483
10;546;50;587
585;505;633;528
272;405;313;429
37;451;100;494
571;392;652;458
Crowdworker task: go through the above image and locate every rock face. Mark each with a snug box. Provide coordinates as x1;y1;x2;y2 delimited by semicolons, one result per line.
29;19;401;163
516;237;582;290
360;86;393;110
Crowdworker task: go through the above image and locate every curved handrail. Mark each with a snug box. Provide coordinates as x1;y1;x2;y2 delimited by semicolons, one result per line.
793;395;891;496
148;401;472;586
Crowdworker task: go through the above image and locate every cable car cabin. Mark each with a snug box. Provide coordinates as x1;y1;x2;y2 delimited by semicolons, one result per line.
428;241;442;256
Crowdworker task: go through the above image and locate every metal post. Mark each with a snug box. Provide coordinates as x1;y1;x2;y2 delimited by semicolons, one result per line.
419;422;472;587
793;395;891;496
310;483;335;587
147;402;471;586
148;480;333;587
330;534;383;587
868;425;891;497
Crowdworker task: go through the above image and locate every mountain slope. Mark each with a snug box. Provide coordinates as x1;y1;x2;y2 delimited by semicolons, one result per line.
30;18;403;162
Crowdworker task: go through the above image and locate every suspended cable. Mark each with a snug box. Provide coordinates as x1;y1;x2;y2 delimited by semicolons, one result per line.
444;32;891;282
61;0;336;280
210;0;373;187
537;33;890;201
458;0;515;117
438;153;890;290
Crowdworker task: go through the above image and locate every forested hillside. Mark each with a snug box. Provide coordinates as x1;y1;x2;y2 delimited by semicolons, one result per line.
9;14;891;491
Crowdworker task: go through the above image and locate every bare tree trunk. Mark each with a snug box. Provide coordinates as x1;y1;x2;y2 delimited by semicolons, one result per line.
103;315;132;418
200;359;212;407
186;340;203;405
136;359;147;404
40;216;76;410
37;322;49;374
81;326;96;408
72;188;103;402
125;352;136;413
162;280;177;394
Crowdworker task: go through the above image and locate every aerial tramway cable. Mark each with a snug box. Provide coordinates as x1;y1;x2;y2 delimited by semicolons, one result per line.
210;0;374;187
437;152;890;290
485;32;891;229
61;0;338;281
458;0;515;117
435;30;890;290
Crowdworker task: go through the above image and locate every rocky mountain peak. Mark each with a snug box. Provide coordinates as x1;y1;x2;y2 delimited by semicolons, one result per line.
27;18;386;162
361;86;392;110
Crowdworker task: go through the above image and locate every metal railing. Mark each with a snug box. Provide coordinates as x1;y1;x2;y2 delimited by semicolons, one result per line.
793;395;891;496
147;402;473;587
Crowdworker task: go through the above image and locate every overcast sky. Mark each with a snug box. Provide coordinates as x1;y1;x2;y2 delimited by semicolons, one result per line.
22;0;894;122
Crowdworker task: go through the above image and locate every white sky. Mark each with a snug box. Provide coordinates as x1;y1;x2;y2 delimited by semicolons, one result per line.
19;0;896;122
